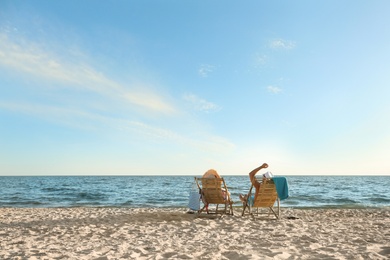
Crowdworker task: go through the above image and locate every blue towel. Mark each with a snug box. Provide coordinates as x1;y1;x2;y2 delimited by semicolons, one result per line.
272;177;289;200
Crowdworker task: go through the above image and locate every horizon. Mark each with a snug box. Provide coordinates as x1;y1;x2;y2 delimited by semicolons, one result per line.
1;1;390;176
0;174;389;177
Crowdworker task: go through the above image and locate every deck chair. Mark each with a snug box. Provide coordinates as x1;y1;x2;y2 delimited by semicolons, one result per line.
241;178;280;219
195;177;234;216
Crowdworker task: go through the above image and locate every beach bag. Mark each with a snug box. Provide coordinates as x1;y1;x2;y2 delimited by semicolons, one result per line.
188;181;201;211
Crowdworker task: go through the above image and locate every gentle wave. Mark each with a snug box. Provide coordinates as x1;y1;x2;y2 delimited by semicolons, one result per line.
0;175;389;208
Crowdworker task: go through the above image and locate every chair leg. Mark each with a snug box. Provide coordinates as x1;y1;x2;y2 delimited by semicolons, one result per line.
268;198;280;219
243;204;252;216
242;202;248;216
197;205;207;216
269;207;276;218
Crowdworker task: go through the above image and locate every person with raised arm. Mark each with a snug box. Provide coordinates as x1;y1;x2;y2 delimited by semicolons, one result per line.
239;163;269;203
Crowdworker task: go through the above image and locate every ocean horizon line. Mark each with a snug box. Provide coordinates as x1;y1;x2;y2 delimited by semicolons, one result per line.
1;175;389;208
1;174;389;177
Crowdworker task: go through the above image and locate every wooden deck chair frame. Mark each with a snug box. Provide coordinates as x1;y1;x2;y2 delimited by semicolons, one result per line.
195;177;233;216
241;178;280;219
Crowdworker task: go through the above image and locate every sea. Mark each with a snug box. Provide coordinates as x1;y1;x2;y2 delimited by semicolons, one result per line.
0;175;389;209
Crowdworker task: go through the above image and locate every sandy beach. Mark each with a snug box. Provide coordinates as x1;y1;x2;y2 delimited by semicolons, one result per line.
0;207;389;259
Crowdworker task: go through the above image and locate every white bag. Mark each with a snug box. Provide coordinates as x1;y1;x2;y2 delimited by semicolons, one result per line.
188;182;201;211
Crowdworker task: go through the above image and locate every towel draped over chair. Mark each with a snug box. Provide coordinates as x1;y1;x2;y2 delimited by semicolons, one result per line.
242;177;289;219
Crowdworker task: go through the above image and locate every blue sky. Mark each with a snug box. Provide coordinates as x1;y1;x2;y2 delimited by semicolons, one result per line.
1;1;389;175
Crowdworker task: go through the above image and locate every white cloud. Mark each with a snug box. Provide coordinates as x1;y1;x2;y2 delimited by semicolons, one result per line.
0;101;103;131
267;85;282;94
255;53;268;66
0;32;176;115
126;120;235;154
124;90;176;115
198;64;214;77
269;39;296;50
183;93;221;113
0;101;233;154
0;29;235;163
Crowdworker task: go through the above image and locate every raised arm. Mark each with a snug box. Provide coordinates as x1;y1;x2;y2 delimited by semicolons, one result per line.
249;163;268;188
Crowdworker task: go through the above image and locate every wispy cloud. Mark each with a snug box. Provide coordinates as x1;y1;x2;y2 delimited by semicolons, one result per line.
0;101;104;131
127;120;235;153
267;85;283;94
124;90;176;115
269;38;296;50
0;32;176;115
183;93;221;113
0;29;232;155
198;64;214;78
0;101;234;153
255;53;268;66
